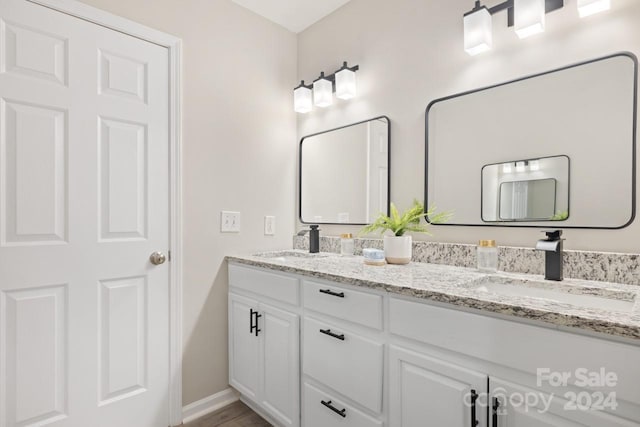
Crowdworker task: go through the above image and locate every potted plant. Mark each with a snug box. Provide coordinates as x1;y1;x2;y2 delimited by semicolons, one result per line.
361;200;451;264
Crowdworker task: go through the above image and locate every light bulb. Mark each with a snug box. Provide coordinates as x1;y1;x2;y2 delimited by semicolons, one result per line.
503;163;513;173
313;74;333;108
464;6;493;56
577;0;610;17
335;66;357;100
516;161;526;172
514;0;545;39
529;160;540;171
293;82;312;113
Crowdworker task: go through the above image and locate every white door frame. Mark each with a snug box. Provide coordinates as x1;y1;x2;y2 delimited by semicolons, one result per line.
23;0;184;425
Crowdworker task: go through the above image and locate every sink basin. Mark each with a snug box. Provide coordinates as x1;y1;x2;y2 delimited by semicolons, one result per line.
253;250;329;262
466;276;637;313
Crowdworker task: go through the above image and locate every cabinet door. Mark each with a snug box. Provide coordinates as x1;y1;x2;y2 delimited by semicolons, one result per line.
490;377;639;427
260;303;300;427
229;293;260;399
389;345;488;427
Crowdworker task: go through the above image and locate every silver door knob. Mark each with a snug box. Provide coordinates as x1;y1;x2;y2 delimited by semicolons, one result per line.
149;251;166;265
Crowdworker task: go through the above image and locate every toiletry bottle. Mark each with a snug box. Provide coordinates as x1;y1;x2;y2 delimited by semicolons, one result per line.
340;233;355;256
477;240;498;272
309;225;320;253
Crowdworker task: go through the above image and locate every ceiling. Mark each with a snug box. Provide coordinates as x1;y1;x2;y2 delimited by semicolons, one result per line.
231;0;352;33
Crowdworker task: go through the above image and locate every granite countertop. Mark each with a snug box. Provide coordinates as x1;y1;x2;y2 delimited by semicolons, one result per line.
226;250;640;341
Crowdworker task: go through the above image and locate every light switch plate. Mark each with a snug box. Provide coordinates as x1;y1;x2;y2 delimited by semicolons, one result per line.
264;216;275;235
221;211;241;232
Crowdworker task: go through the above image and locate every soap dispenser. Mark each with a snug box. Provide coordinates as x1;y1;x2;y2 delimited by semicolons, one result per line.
309;225;320;253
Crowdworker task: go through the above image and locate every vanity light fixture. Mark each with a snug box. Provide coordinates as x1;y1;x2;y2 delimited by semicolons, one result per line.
293;62;359;113
293;81;313;114
577;0;610;17
463;0;564;55
529;159;540;171
502;163;513;173
515;161;527;172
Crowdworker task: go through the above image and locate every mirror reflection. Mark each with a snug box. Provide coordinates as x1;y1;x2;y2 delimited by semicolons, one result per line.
426;53;636;228
300;116;390;224
482;155;569;222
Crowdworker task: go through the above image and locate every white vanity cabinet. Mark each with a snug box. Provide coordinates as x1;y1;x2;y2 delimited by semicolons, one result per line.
228;264;300;427
228;261;640;427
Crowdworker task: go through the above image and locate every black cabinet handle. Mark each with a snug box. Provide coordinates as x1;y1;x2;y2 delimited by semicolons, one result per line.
249;308;256;334
319;289;345;298
319;328;345;341
321;400;346;418
249;309;262;336
470;389;479;427
492;397;500;427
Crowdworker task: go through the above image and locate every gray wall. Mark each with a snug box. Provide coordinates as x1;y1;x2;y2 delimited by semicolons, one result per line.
77;0;297;406
297;0;640;253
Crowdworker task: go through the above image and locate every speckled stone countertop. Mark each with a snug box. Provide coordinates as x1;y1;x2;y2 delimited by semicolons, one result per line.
227;250;640;341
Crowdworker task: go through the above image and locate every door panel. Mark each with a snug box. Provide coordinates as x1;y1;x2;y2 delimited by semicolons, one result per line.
229;293;260;400
2;285;67;426
389;345;488;427
0;0;170;426
261;303;299;427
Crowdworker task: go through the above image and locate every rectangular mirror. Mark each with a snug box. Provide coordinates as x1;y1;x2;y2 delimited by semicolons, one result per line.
482;155;569;222
300;116;390;224
426;53;637;229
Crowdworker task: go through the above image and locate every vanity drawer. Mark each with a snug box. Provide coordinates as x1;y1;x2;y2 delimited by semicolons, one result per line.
303;382;383;427
228;263;299;306
303;280;383;330
303;317;383;413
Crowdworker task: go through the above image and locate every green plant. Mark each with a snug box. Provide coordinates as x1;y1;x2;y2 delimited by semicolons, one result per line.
361;199;452;237
550;210;569;221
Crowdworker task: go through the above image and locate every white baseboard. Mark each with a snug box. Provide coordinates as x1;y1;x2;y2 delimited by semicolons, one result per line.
182;387;240;424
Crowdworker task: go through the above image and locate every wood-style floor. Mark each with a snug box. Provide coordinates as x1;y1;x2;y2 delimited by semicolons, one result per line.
184;401;272;427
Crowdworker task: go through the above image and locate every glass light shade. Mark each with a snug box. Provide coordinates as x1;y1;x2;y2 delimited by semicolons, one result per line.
515;161;526;172
313;78;333;108
335;68;357;100
577;0;610;17
529;160;540;171
464;7;493;56
502;163;513;173
293;86;312;113
514;0;545;39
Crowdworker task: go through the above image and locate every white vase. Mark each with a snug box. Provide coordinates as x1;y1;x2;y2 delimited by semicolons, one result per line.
383;235;412;265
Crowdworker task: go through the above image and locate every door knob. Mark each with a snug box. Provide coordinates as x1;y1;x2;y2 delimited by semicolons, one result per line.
149;251;166;265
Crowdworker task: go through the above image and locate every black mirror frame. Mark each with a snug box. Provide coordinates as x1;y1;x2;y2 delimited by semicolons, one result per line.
425;52;637;230
299;115;391;225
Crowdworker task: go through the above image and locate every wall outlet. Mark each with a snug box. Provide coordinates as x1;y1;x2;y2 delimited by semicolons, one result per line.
264;216;275;235
221;211;241;232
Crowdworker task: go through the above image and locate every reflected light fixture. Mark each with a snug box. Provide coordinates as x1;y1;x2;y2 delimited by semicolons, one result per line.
577;0;610;17
515;161;527;172
529;159;540;171
293;81;312;114
502;163;513;173
313;72;333;108
293;62;359;113
464;2;493;56
463;0;565;55
514;0;546;39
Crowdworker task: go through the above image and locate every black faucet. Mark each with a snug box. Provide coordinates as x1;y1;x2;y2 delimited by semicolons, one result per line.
309;225;320;253
535;230;564;281
297;225;320;253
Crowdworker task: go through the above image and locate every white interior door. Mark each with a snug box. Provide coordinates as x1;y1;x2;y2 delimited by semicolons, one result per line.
0;0;171;426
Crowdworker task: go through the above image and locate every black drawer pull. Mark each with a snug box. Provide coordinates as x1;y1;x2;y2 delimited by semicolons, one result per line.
321;400;346;418
470;389;479;427
319;288;345;298
492;397;500;427
249;309;262;336
319;328;345;341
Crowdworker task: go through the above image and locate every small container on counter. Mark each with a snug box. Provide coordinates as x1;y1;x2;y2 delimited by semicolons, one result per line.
363;248;386;266
477;240;498;272
340;233;355;256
